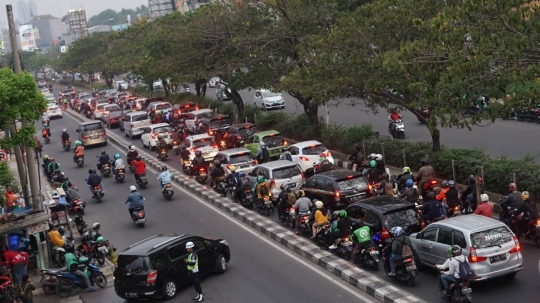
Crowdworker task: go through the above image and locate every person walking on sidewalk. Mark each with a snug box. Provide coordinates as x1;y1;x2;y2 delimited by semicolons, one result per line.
185;242;204;302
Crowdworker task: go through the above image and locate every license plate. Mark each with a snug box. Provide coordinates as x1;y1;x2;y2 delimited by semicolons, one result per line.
137;219;146;223
90;135;99;139
203;152;210;156
342;242;352;246
126;292;138;298
98;246;107;251
490;253;507;263
288;183;296;188
200;173;207;178
462;288;472;294
406;265;416;271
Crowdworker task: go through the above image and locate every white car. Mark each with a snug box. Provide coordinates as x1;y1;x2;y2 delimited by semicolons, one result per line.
141;123;173;150
47;105;63;119
185;108;214;132
92;103;110;120
116;81;128;91
106;89;118;97
153;80;163;90
209;77;221;88
248;161;304;201
40;88;49;93
288;140;334;173
254;89;285;110
182;134;219;161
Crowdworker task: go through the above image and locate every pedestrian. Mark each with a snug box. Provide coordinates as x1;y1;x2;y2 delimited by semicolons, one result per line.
184;242;203;302
19;249;28;275
18;274;35;303
3;247;24;285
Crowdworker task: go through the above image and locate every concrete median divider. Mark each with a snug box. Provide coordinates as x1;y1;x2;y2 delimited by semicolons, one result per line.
64;110;427;303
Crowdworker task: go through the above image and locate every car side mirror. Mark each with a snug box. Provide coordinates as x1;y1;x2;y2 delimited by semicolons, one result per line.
76;129;80;132
416;233;422;239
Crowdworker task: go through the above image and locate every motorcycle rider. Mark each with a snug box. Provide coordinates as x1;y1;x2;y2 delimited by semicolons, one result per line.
222;166;239;198
178;124;188;141
133;156;147;183
279;147;293;161
60;129;70;147
64;244;95;292
210;160;225;188
315;153;332;173
66;184;80;203
51;170;66;189
195;122;205;135
436;245;469;297
277;184;294;218
252;175;271;210
47;158;60;179
97;150;111;171
399;179;419;203
328;210;352;250
419;192;444;223
386;226;412;276
311;200;329;239
235;172;251;202
125;185;145;216
156;136;168;158
180;146;191;162
157;166;172;188
126;146;138;164
191;150;207;176
415;158;435;195
501;183;523;218
376;173;392;196
387;109;402;136
255;142;270;164
461;175;478;213
112;154;125;177
72;141;84;167
42;155;51;173
473;194;493;218
86;169;104;197
60;177;74;192
445;180;462;212
366;160;381;184
348;144;363;172
350;219;375;265
42;123;51;139
396;167;414;192
293;190;313;235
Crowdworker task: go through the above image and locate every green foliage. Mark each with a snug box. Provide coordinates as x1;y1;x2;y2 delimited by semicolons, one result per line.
87;5;149;27
92;83;108;90
0;162;18;207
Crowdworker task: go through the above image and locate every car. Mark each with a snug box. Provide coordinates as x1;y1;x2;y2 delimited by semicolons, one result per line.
79;92;90;99
253;89;285;110
104;110;123;128
61;89;72;98
120;110;152;138
248;160;304;201
40;88;49;93
101;104;121;121
213;148;257;176
127;98;148;110
208;77;221;88
185;109;214;133
106;89;118;97
181;134;219;161
91;98;110;110
92;103;111;120
410;214;523;281
37;80;47;88
153;80;163;90
46;105;63;119
147;101;172;114
76;120;107;147
199;115;232;148
288;140;334;173
224;123;257;149
172;102;199;115
141;123;173;150
113;234;230;300
116;81;128;91
302;170;370;211
216;84;232;101
244;130;288;160
45;96;56;103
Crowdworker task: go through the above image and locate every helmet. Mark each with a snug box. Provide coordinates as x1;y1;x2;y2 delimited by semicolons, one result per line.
446;246;453;257
480;194;489;202
114;154;120;159
76;141;82;146
468;175;475;183
319;153;326;158
297;190;305;198
214;160;221;166
441;180;449;188
260;142;266;148
421;158;428;165
314;200;324;209
402;167;411;173
448;180;455;188
101;150;105;155
229;165;237;172
257;175;265;183
50;157;55;161
375;154;383;161
339;210;347;218
129;185;137;192
427;192;436;200
406;179;414;187
198;123;203;127
451;245;462;256
92;223;101;230
88;169;94;174
369;153;377;159
62;129;67;133
369;160;377;168
43;155;49;160
390;226;404;237
130;146;135;151
508;182;517;192
136;156;142;161
195;150;202;156
186;241;194;249
158;135;163;140
382;173;389;180
354;144;361;151
43;123;48;127
522;191;530;201
162;166;167;171
239;172;245;177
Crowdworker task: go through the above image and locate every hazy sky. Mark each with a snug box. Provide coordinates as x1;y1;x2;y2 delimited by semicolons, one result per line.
0;0;148;26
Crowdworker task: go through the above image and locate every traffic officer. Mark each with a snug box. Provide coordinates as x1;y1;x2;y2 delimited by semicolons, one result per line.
184;241;203;302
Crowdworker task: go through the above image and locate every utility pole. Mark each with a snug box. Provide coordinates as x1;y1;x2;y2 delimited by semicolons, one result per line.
6;5;41;211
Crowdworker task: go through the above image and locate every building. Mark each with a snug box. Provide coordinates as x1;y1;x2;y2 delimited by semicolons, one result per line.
67;10;87;42
0;28;11;54
17;0;38;24
149;0;175;21
28;15;62;48
176;0;212;14
87;25;111;35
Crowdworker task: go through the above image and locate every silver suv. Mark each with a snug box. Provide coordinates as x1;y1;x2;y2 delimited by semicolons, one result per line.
213;148;256;176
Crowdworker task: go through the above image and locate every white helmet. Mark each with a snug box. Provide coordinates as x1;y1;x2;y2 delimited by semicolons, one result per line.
130;146;135;151
314;200;324;209
129;185;137;192
369;153;377;159
92;222;101;230
376;154;383;161
260;142;266;148
185;241;194;249
480;194;489;202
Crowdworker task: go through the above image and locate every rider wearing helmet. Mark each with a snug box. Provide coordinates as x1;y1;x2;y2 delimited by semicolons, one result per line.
252;175;271;210
279;147;293;161
180;145;191;161
42;123;51;139
445;180;461;211
399;179;419;203
47;157;60;178
415;158;435;196
97;150;111;171
419;192;444;223
348;144;364;172
436;245;468;297
157;166;172;189
473;194;492;218
376;173;392;196
328;210;352;250
86;169;104;196
156;135;168;158
235;171;251;202
461;175;479;213
191;150;207;176
132;156;147;183
42;154;51;172
436;180;449;202
125;185;145;216
255;142;270;164
195;122;205;135
112;153;125;176
311;200;329;238
292;190;313;235
177;124;188;141
350;219;375;265
223;166;240;198
73;141;84;166
366;160;381;184
210;160;225;188
397;167;414;192
385;226;412;276
61;129;70;146
126;146;138;164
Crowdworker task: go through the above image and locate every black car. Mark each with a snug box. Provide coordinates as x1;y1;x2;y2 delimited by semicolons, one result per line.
302;170;370;211
114;234;230;300
104;110;123;128
225;123;257;148
345;196;422;246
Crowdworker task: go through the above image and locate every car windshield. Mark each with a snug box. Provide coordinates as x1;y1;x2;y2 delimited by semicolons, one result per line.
193;138;214;148
262;91;280;98
117;256;149;272
384;209;420;230
196;112;213;119
470;226;514;249
301;144;327;155
83;123;103;131
209;118;231;128
153;126;171;134
272;165;301;179
238;126;257;137
132;114;148;122
229;153;254;164
336;177;367;191
156;103;171;110
262;134;284;147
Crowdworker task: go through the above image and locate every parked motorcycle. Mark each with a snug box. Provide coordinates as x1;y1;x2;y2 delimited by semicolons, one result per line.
74;215;88;236
68;197;86;215
63;140;71;151
76;156;84;168
115;168;126;183
162;183;174;200
39;268;61;295
77;235;107;265
256;195;274;216
438;273;472;302
0;266;19;301
357;244;380;271
158;149;168;161
130;206;146;228
55;263;107;298
389;119;405;139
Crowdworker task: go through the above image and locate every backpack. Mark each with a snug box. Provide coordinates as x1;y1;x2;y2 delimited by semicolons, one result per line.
89;174;100;186
18;284;29;301
457;259;472;280
260;148;269;162
385;181;394;196
286;192;297;205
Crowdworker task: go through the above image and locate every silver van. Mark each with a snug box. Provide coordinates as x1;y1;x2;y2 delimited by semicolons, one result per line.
121;111;152;139
77;121;107;147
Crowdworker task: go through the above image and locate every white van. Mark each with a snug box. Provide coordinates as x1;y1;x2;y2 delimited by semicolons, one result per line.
121;111;152;139
147;101;172;114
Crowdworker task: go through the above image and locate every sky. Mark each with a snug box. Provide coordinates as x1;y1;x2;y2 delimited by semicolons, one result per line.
0;0;148;26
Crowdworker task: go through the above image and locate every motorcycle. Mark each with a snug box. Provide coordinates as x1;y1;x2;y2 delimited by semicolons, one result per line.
115;168;126;183
100;163;112;177
420;179;439;201
182;160;191;174
312;222;331;247
52;246;67;267
383;249;417;287
84;109;92;119
158;149;168;161
68;197;86;215
389;119;405;139
131;206;146;228
0;266;19;301
63;140;71;151
193;166;208;184
55;263;107;298
417;106;430;123
92;185;104;203
357;243;380;271
77;235;108;265
137;173;149;189
76;156;84;168
446;204;461;218
44;134;51;144
256;195;274;216
279;206;296;228
162;183;174;200
238;188;253;208
128;161;136;173
438;273;472;302
74;215;88;236
332;237;353;260
39;268;62;295
296;211;311;235
172;141;180;155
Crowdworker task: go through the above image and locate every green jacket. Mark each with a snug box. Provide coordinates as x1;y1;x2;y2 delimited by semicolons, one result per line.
48;161;59;173
391;234;412;256
350;226;371;243
65;252;78;272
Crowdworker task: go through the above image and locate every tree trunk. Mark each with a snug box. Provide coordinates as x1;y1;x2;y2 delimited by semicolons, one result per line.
430;127;441;152
224;88;244;116
300;96;319;125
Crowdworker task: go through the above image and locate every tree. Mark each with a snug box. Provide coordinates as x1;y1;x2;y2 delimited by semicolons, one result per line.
87;5;150;27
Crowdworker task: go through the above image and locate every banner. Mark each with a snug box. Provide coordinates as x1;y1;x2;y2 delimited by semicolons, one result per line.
18;25;36;51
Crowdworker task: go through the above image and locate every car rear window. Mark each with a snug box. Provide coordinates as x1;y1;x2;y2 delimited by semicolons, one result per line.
229;153;254;164
153;126;171;134
195;112;213;119
49;107;59;111
336;177;367;191
238;126;257;137
118;255;149;272
262;134;284;147
156;103;171;110
83;123;103;131
384;209;420;230
104;105;120;111
209;118;232;128
301;144;327;155
272;165;301;179
193;138;214;148
470;225;514;249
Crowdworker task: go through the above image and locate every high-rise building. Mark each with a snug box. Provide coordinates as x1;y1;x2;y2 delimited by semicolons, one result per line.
28;15;62;48
28;0;38;20
67;10;87;42
149;0;175;21
17;0;38;24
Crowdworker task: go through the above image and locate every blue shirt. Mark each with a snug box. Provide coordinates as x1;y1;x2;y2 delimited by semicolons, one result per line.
98;154;110;165
86;173;102;186
125;192;145;208
157;171;172;184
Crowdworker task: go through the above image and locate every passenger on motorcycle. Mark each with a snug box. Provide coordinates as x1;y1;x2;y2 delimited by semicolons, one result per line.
180;146;191;161
311;200;329;239
348;144;363;172
97;150;110;171
445;180;462;211
60;177;75;192
66;184;80;203
376;173;392;196
399;179;419;203
277;184;294;218
366;160;381;183
86;169;104;196
279;147;293;161
156;136;168;157
210;160;225;188
125;185;145;216
328;210;352;250
191;150;207;176
396;167;414;192
350;220;375;265
255;142;270;164
73;141;84;166
126;146;138;164
293;190;313;235
436;245;469;297
64;244;95;292
51;170;66;188
157;166;172;188
61;129;70;146
42;123;51;139
133;156;147;182
419;192;444;223
385;226;412;276
415;159;435;195
252;175;271;210
235;172;251;201
112;154;125;176
473;194;492;218
222;166;240;198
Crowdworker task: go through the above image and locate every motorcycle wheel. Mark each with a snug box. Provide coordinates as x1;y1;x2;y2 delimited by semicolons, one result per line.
264;208;270;216
42;279;57;295
78;208;85;216
397;132;405;139
167;195;172;201
288;217;296;228
96;252;106;265
342;248;351;260
405;271;415;287
451;288;469;303
96;194;101;203
94;273;107;288
56;280;73;298
370;258;379;271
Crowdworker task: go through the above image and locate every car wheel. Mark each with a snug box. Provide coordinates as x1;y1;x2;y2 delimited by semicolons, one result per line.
281;106;285;109
162;279;178;299
215;254;228;274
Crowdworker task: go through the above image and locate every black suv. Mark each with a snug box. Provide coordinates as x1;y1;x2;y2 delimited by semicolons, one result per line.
114;234;231;300
225;123;258;148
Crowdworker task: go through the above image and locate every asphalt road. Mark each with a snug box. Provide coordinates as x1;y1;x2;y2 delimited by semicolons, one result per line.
48;83;540;303
38;110;376;303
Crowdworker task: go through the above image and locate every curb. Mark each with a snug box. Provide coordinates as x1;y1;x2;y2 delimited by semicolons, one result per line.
64;110;427;303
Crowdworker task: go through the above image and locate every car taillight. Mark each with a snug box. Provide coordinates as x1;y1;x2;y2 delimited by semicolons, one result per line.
146;271;157;285
327;151;331;157
404;258;413;263
536;219;540;226
236;135;242;140
209;131;213;135
334;190;340;202
509;236;521;253
130;124;134;128
468;247;487;262
270;178;275;187
151;133;156;139
381;228;390;239
213;145;218;148
283;140;288;146
82;136;89;139
252;160;258;165
299;156;309;161
100;133;106;136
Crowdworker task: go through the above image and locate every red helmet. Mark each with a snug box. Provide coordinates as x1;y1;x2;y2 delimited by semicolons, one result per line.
319;152;326;158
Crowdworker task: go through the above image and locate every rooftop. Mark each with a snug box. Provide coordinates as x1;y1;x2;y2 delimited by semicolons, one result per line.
29;14;60;22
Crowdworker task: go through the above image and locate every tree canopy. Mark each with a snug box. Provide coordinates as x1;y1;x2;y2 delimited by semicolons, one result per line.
86;5;149;27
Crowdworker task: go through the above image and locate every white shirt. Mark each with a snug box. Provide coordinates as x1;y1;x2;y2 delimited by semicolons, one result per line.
115;159;125;169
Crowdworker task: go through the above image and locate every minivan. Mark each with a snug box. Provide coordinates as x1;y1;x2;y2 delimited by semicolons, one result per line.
147;102;172;114
121;111;152;139
248;160;304;202
77;121;107;147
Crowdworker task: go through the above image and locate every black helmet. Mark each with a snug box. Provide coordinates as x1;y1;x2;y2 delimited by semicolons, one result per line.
421;158;428;166
161;166;167;172
65;243;74;253
136;156;142;161
88;169;93;174
101;150;105;155
181;146;187;150
468;175;475;183
214;160;221;166
451;245;462;256
427;191;436;200
195;150;202;156
354;144;361;151
92;169;97;174
382;173;389;180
